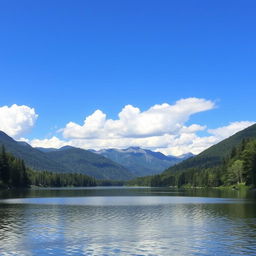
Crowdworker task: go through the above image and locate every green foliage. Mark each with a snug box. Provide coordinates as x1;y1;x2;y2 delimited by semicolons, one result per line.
164;123;256;174
128;138;256;188
0;146;10;184
0;145;97;188
0;131;133;181
0;145;30;188
45;147;133;180
27;169;97;187
227;160;244;184
241;139;256;185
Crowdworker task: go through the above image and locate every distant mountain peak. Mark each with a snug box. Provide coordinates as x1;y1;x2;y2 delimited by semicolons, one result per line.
176;152;194;159
124;147;145;154
58;145;76;151
127;146;141;150
95;146;189;177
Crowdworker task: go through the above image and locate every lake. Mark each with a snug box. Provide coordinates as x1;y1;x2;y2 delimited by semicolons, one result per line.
0;187;255;256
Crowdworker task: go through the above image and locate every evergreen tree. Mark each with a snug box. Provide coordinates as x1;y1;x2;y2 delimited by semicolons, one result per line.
0;146;10;185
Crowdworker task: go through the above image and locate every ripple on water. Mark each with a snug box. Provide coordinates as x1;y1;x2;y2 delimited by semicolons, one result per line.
0;196;242;206
0;190;255;256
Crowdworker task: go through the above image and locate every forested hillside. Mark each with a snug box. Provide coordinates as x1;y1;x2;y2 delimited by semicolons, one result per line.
164;123;256;174
147;138;256;187
128;124;256;188
44;147;133;180
0;146;29;188
0;131;133;180
0;146;96;188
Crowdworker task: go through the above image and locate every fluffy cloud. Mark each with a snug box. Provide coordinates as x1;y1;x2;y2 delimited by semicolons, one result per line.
208;121;255;139
157;121;255;156
62;98;215;139
0;104;38;138
15;98;254;157
30;136;67;149
31;98;215;152
30;120;255;156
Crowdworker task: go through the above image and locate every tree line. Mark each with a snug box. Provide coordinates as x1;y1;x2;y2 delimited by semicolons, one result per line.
0;146;97;188
128;138;256;188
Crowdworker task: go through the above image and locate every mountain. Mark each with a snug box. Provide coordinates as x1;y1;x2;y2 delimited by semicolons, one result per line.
0;131;68;173
92;147;191;177
128;123;256;187
44;146;134;180
35;147;59;152
164;123;256;175
35;146;78;153
175;152;194;160
0;131;133;180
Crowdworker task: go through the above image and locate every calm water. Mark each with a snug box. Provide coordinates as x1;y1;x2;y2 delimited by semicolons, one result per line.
0;187;255;256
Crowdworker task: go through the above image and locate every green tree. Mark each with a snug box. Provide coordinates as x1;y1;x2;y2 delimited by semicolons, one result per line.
0;146;10;185
242;141;256;186
227;160;244;184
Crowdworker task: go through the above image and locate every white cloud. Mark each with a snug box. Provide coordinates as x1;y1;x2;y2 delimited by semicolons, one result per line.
9;99;253;157
29;119;255;157
208;121;255;140
179;124;206;134
34;98;218;155
0;104;38;138
157;121;255;156
62;98;215;139
30;136;67;149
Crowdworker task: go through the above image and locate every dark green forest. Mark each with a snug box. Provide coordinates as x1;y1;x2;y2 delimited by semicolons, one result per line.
128;138;256;188
0;131;132;181
0;146;97;188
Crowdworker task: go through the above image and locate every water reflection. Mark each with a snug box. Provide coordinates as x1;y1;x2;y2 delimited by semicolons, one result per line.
0;187;255;256
0;186;255;199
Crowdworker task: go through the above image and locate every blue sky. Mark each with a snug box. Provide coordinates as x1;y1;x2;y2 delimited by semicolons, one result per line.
0;0;255;155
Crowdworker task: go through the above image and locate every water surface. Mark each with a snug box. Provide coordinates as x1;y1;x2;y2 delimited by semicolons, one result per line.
0;187;255;255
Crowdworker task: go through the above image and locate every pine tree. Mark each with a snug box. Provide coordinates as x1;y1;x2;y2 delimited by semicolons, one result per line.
0;146;10;185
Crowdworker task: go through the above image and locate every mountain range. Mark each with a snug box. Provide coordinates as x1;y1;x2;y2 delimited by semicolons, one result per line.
0;131;132;180
1;122;256;186
91;147;193;177
0;131;192;180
